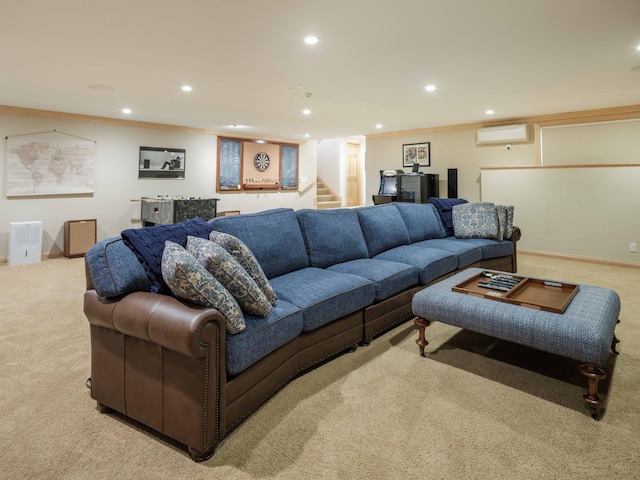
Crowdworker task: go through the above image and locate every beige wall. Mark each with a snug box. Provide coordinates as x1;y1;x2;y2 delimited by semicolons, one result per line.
366;121;640;266
482;166;640;264
0;112;316;260
365;129;537;204
317;138;343;202
541;119;640;165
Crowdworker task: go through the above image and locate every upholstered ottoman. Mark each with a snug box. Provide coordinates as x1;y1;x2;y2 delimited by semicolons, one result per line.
412;268;621;420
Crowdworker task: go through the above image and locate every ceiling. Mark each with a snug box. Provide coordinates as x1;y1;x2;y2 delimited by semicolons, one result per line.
2;0;640;141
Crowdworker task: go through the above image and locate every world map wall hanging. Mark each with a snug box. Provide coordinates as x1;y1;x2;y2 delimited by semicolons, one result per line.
5;130;96;196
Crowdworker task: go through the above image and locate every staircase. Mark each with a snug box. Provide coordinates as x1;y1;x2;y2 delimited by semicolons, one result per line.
316;178;341;209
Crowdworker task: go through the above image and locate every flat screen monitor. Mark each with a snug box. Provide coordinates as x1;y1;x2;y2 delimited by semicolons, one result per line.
379;176;397;195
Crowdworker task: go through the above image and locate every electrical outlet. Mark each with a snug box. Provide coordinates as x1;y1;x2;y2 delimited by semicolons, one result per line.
631;243;638;253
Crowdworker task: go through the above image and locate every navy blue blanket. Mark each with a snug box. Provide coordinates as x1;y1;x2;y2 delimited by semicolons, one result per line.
429;198;468;236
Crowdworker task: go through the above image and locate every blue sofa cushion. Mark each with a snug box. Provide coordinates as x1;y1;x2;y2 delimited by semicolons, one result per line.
211;208;309;279
270;267;375;332
429;198;468;237
161;241;245;334
327;259;419;302
86;237;151;298
121;218;214;294
412;238;483;268
457;238;514;259
394;202;446;242
297;209;369;268
226;300;304;376
374;245;458;285
356;204;411;257
186;236;272;317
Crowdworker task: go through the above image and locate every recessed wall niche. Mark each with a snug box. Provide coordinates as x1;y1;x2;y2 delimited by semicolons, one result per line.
218;137;298;192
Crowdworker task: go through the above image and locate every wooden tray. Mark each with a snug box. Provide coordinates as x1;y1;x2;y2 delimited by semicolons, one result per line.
452;271;579;313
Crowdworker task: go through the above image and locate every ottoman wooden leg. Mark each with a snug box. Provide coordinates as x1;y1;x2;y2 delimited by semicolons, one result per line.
414;317;430;357
611;334;621;354
579;364;607;421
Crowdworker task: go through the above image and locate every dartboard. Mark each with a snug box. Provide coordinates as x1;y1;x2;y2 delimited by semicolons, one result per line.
254;152;270;172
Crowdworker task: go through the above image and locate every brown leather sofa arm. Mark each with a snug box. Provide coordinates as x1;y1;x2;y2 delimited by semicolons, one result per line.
84;290;227;359
510;225;522;242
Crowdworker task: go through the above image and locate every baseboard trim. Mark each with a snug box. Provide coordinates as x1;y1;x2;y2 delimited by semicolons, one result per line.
0;251;65;264
520;250;640;269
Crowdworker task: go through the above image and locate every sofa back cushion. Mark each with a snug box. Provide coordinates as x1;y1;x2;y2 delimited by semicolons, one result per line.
356;204;411;257
394;202;446;242
121;218;214;294
297;209;369;268
85;236;151;298
210;208;309;279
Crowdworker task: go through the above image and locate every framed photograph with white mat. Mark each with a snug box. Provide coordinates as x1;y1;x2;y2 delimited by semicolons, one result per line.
402;142;430;168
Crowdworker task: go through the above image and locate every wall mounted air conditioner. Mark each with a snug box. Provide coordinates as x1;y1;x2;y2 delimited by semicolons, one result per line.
9;221;43;266
476;124;530;145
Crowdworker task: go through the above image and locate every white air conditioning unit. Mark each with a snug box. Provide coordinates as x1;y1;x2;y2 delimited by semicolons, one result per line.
476;124;530;145
9;221;43;266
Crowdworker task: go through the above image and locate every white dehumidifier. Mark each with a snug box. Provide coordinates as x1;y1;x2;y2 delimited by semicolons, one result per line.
9;221;43;266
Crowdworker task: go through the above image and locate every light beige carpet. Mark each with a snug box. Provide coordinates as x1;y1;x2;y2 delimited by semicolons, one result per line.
1;254;638;479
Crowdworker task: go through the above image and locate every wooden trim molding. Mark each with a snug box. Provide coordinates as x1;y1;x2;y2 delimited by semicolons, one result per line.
0;104;304;145
367;104;640;138
481;163;640;171
520;251;640;270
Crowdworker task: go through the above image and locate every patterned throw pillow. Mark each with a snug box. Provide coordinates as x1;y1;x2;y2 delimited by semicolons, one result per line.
452;202;501;240
209;231;277;305
186;236;272;317
161;241;245;334
496;205;515;240
503;205;514;240
496;205;507;240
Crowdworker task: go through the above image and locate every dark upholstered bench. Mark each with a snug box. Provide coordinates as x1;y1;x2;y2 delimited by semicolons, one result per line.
412;268;621;420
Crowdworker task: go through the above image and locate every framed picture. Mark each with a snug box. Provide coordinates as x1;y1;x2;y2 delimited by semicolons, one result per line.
138;146;186;179
402;142;430;168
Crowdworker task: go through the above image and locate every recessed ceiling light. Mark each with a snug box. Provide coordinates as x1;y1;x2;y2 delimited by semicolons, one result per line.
486;110;495;115
181;85;192;92
636;45;640;51
304;36;318;45
302;109;311;115
255;140;266;144
305;134;310;138
425;85;436;92
122;108;132;114
375;124;383;129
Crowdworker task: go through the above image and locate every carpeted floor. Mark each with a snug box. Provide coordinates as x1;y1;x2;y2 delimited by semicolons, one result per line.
1;254;638;479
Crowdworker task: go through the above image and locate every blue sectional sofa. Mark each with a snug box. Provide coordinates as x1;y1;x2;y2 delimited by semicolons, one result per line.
83;202;520;461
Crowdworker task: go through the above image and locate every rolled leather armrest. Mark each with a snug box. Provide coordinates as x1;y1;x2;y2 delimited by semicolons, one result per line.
509;226;522;242
84;290;227;359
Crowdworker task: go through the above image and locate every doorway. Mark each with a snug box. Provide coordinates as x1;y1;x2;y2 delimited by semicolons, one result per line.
346;142;362;206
